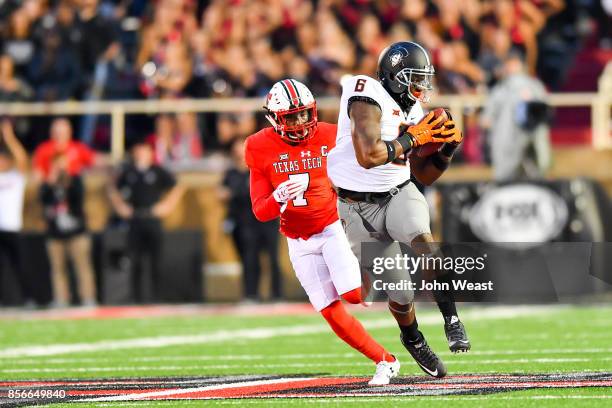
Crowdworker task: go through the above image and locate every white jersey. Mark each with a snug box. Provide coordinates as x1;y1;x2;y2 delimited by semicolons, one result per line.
328;75;425;192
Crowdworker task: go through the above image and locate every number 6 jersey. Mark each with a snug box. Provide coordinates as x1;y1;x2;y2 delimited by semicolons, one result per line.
327;75;425;192
245;122;339;240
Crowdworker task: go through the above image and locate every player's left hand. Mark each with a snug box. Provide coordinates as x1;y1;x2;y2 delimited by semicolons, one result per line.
440;120;463;145
404;111;446;147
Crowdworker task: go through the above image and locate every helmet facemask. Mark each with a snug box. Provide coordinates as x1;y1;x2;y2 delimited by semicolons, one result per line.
266;102;318;144
395;67;435;103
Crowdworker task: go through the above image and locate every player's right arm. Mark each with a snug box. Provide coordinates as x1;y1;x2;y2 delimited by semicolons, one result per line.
244;137;282;222
244;137;307;222
350;101;395;169
249;165;282;222
347;77;448;169
346;76;400;168
249;167;309;221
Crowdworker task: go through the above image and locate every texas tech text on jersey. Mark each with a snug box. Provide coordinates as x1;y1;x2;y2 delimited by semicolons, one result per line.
245;122;338;240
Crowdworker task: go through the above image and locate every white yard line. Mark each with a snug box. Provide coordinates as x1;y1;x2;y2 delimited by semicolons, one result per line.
490;333;612;340
0;306;560;359
78;377;318;402
76;376;612;403
7;347;612;365
4;357;612;373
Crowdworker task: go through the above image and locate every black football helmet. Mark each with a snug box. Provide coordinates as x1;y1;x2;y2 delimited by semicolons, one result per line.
377;41;435;111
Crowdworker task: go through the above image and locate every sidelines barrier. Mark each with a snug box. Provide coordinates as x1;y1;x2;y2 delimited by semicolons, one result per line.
0;230;204;306
2;80;611;161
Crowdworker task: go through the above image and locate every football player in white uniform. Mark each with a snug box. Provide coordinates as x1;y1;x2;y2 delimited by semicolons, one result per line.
328;41;467;379
247;79;400;386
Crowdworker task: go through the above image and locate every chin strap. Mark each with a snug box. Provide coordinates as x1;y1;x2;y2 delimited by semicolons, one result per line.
265;113;278;130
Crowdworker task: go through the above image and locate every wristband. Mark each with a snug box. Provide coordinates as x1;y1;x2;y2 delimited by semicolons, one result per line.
397;132;413;153
439;142;458;159
384;140;396;164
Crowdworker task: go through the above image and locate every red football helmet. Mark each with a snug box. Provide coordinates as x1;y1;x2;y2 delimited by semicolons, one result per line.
265;79;318;144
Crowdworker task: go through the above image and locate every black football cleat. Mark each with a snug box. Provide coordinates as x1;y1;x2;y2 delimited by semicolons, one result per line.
401;331;447;378
444;315;471;353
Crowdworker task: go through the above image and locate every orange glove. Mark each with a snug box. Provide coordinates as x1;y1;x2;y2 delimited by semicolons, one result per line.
402;111;447;147
440;120;463;145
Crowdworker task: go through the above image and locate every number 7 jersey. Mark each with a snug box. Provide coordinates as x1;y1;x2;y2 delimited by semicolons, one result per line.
244;122;339;240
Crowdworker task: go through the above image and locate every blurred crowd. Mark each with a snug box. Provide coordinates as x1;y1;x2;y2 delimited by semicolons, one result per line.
1;0;610;153
0;0;610;306
1;116;186;306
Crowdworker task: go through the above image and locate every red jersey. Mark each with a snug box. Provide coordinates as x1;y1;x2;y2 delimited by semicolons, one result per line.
245;122;338;240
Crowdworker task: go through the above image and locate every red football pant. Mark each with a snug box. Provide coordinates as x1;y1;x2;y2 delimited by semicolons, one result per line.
320;288;394;363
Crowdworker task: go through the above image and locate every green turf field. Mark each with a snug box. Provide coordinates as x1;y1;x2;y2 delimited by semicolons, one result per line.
0;304;610;406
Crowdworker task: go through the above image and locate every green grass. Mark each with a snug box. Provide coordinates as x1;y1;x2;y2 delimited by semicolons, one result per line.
0;304;610;407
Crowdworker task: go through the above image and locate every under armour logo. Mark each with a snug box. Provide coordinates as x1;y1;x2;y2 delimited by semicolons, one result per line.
392;109;400;116
301;151;311;158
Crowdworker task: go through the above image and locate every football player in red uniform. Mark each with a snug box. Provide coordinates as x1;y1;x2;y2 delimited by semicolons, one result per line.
245;79;399;385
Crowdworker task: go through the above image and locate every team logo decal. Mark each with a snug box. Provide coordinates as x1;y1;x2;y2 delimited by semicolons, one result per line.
390;52;403;67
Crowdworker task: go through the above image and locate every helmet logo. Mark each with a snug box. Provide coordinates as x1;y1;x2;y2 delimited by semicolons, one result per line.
390;52;403;67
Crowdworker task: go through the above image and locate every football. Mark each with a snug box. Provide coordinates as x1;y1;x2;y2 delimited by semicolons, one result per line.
411;108;450;157
431;107;449;129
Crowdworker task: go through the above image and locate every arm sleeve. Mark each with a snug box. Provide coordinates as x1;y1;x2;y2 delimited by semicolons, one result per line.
244;138;280;222
249;166;281;222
